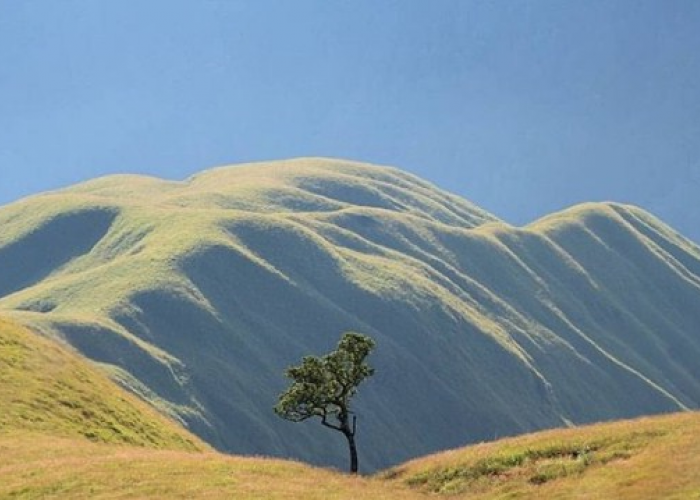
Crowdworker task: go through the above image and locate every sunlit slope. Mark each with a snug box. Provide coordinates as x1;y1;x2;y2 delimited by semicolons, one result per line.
1;157;699;471
0;317;202;450
383;411;700;499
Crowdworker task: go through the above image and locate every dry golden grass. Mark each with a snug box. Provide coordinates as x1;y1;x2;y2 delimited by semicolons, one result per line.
383;411;700;499
0;433;421;499
3;413;700;499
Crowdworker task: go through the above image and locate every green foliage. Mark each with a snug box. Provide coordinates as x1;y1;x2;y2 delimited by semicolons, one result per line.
275;332;375;425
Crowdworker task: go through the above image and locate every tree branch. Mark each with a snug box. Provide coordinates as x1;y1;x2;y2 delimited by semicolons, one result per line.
321;412;342;432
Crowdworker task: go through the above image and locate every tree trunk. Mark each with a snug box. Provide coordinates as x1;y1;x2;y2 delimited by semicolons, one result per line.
333;411;358;474
344;430;358;474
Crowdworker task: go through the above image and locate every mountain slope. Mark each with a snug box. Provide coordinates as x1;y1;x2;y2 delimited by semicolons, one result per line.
1;158;700;470
0;316;203;449
4;409;700;498
7;306;696;499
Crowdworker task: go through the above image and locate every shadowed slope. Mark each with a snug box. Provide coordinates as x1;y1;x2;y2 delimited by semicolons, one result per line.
1;158;699;471
0;208;116;299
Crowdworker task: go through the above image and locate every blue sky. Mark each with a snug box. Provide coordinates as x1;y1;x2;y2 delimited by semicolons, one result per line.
2;1;699;241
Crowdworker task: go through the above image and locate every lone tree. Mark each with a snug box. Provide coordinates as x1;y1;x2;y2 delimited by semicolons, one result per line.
274;332;376;474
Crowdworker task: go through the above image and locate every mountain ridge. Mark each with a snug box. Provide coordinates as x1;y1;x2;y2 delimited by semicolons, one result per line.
1;158;699;471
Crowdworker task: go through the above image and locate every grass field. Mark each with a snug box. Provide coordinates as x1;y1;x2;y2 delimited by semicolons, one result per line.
0;434;420;500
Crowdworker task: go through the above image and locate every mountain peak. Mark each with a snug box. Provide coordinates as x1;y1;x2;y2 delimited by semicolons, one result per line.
50;158;499;228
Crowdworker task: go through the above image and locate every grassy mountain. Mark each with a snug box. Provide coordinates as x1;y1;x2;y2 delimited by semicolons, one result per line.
1;157;699;471
3;358;699;500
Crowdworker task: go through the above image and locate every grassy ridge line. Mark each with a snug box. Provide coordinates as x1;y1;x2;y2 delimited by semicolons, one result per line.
383;411;700;499
0;316;204;450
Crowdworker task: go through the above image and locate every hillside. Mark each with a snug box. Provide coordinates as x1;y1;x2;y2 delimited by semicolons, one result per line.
1;157;700;470
0;434;421;499
384;411;700;499
5;310;697;499
2;327;697;500
0;316;202;450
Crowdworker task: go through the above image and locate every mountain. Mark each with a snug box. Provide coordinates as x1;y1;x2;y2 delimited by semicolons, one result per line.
1;157;700;471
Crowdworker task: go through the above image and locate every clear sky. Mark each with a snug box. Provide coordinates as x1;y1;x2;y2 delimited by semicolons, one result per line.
2;1;699;241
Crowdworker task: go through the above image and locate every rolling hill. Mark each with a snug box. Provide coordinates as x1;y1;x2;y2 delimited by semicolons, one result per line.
1;157;700;471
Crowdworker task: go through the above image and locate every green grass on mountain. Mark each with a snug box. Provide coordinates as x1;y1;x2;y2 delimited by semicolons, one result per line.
0;317;202;450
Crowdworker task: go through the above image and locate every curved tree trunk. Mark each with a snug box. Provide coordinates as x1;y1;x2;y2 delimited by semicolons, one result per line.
320;411;360;473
